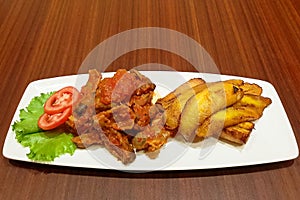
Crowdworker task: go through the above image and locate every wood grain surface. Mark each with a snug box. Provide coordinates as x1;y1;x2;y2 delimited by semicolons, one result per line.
1;0;300;199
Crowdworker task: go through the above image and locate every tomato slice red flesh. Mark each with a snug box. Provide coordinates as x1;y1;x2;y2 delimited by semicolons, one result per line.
44;86;80;114
38;107;72;130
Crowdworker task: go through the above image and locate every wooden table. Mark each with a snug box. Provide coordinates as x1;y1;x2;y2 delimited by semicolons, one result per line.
1;0;300;199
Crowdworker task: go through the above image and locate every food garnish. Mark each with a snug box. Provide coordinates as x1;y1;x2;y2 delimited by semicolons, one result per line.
38;86;80;130
44;86;80;114
38;107;72;130
12;92;76;161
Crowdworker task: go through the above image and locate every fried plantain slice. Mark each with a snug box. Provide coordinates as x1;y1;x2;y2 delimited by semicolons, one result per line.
240;83;263;95
195;94;272;138
156;78;205;107
156;78;206;131
179;82;244;141
220;122;255;145
224;79;244;86
195;106;259;138
233;94;272;109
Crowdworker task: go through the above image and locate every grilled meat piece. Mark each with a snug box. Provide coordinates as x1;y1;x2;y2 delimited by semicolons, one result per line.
132;106;170;152
70;69;157;164
94;69;155;112
72;132;103;148
93;111;136;164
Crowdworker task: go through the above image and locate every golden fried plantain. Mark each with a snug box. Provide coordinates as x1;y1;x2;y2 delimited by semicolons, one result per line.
156;78;205;108
231;121;255;130
224;79;244;86
179;82;244;141
233;94;272;109
220;122;255;145
156;78;206;131
195;94;272;138
195;106;259;138
240;83;263;95
224;80;262;95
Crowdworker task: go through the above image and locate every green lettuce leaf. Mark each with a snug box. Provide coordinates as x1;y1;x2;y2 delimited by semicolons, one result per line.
12;92;53;141
12;92;77;161
22;131;76;161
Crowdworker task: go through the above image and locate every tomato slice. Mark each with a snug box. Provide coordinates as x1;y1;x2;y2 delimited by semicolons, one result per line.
38;107;72;130
44;86;80;114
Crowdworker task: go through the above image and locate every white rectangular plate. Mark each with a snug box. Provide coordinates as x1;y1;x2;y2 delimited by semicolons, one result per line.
2;71;299;171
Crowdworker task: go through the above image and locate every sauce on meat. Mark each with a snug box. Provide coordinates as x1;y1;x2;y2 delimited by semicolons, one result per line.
97;69;127;105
